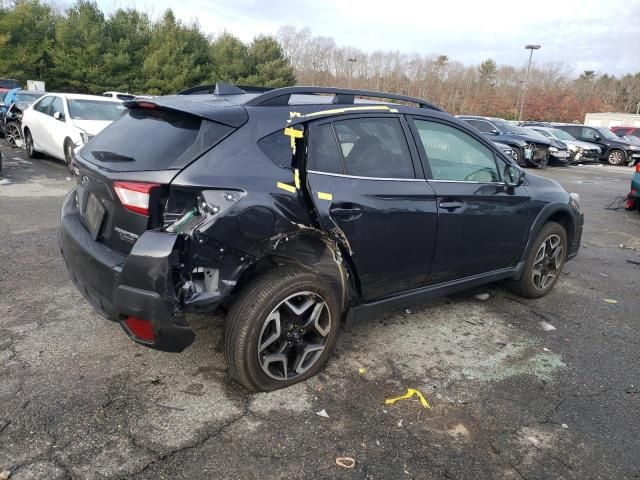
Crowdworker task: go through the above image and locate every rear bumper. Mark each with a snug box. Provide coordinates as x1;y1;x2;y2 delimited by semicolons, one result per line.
59;188;195;352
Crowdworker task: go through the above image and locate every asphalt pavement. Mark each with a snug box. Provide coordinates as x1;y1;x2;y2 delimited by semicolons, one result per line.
1;145;639;479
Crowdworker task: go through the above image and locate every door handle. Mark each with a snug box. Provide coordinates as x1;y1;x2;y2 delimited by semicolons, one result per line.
330;205;363;220
439;200;463;210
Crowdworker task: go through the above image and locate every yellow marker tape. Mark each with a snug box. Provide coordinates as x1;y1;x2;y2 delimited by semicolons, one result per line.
294;168;301;189
385;388;431;409
276;182;296;193
301;105;395;119
317;191;333;201
284;126;304;153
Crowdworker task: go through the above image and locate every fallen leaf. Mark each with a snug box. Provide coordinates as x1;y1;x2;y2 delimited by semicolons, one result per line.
603;299;618;304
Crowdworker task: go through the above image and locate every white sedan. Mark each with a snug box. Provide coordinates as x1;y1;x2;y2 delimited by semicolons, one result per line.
21;93;125;169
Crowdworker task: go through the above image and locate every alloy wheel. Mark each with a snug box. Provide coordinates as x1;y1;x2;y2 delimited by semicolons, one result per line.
258;291;331;381
5;123;21;147
608;150;624;165
532;234;563;290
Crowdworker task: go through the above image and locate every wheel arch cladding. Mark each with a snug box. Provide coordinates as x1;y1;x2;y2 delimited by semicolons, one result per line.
512;204;575;280
234;230;357;313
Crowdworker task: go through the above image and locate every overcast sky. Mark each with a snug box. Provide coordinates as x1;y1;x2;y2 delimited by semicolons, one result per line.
97;0;639;76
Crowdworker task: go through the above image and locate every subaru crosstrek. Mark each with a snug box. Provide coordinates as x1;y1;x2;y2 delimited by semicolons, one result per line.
59;84;584;391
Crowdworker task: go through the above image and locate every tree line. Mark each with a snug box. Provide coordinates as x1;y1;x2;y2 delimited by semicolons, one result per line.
0;0;295;95
278;26;640;122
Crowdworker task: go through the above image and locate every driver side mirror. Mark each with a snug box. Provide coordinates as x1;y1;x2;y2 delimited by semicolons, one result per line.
593;134;601;141
53;111;64;121
0;103;5;108
504;163;525;188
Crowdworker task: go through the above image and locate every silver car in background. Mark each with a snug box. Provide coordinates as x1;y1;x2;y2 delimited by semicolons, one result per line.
530;126;601;163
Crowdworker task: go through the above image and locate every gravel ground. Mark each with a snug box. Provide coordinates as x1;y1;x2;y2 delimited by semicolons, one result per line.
1;145;639;480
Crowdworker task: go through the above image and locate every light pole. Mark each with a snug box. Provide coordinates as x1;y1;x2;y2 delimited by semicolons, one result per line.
347;58;357;88
518;44;541;121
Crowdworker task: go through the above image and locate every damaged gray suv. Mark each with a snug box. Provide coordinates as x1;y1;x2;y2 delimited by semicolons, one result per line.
59;84;584;391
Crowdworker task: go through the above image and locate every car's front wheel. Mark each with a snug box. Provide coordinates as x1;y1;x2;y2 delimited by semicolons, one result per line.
510;221;567;298
224;267;340;391
607;149;626;166
510;146;526;167
24;129;41;159
4;122;21;148
63;138;75;172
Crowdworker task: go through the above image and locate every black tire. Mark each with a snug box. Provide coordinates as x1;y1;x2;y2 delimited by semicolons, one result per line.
607;149;626;166
63;138;75;172
510;221;567;299
510;146;526;167
24;129;41;159
224;267;341;392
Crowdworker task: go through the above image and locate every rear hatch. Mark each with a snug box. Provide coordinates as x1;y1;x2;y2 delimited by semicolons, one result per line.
73;99;246;255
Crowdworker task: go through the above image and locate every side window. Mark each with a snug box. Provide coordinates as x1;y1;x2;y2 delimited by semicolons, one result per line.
50;97;64;118
413;119;500;183
307;123;343;174
34;96;53;113
258;130;293;169
581;127;598;140
534;129;553;139
332;117;414;179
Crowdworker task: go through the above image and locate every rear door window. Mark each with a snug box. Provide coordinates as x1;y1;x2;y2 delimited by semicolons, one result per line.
307;123;343;174
34;96;53;114
80;108;234;171
332;117;414;179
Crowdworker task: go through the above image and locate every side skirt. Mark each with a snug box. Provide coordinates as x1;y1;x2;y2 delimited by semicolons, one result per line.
344;267;521;327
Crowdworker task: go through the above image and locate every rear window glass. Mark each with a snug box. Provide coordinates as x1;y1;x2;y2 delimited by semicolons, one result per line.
258;130;292;168
80;108;234;171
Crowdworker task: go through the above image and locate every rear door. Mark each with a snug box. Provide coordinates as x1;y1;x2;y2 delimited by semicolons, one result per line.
28;95;54;152
304;115;438;300
409;117;531;284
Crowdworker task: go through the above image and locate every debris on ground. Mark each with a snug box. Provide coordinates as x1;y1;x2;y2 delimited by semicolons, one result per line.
385;388;431;409
316;409;329;418
619;244;637;251
405;309;412;314
603;299;618;304
538;321;557;331
543;347;552;352
358;367;366;375
335;457;355;469
626;259;640;266
0;179;10;185
397;419;403;427
561;423;569;429
0;470;11;480
474;293;490;301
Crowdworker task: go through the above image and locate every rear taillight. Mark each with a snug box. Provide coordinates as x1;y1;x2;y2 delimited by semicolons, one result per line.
124;316;155;342
636;164;640;173
113;181;159;216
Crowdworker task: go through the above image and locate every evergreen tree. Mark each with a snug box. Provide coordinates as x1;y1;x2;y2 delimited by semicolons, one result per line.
0;0;56;83
142;10;211;94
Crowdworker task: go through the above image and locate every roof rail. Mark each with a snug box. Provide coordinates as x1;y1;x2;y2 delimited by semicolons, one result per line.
243;86;443;111
177;82;274;96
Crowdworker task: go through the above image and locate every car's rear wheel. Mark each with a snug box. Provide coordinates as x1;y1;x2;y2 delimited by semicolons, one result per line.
607;149;625;166
510;221;567;299
224;267;340;391
24;129;41;159
5;122;21;148
63;138;75;172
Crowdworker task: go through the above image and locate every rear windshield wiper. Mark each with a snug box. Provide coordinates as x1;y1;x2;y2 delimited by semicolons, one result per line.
90;151;135;162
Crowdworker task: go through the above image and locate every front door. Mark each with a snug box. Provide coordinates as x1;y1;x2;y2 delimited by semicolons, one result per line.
410;117;532;284
304;115;438;300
